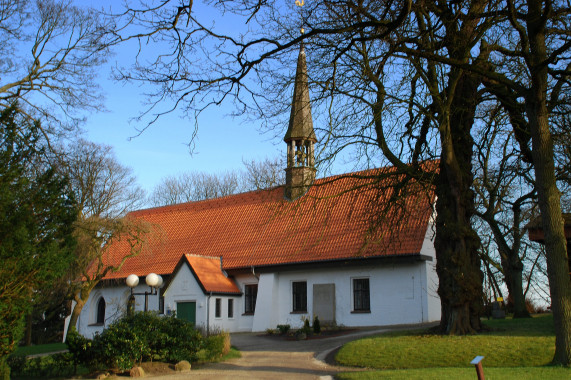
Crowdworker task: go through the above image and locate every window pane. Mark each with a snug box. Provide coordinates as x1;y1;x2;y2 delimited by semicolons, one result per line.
353;279;370;311
228;299;234;318
245;284;258;313
292;281;307;312
96;297;106;324
215;298;221;318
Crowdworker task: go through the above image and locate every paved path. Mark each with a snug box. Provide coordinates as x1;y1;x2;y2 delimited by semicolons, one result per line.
146;323;437;380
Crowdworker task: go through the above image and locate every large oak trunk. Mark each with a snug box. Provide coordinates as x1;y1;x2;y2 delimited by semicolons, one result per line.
525;0;571;364
435;72;483;334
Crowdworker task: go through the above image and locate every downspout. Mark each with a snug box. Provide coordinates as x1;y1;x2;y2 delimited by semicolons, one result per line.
251;266;259;280
207;292;212;336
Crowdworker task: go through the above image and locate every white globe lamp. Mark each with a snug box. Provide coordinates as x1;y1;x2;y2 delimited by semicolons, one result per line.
146;273;160;288
126;274;139;288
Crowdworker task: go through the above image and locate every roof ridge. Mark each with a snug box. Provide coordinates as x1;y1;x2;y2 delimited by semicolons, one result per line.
185;253;221;260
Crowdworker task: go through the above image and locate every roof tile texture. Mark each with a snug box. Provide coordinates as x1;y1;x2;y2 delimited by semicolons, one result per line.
183;254;241;294
101;168;435;280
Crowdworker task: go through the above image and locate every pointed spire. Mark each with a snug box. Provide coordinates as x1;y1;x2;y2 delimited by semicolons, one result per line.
284;42;317;200
284;43;316;143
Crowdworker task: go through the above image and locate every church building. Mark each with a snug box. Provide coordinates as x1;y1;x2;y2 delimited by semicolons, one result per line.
72;44;441;338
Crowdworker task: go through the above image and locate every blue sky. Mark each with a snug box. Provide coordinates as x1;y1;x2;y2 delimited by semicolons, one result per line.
84;67;284;193
80;0;287;194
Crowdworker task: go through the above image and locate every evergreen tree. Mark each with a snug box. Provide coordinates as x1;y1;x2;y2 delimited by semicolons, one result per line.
0;105;77;377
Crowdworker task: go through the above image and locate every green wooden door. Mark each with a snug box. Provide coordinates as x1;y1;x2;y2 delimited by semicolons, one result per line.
177;302;196;325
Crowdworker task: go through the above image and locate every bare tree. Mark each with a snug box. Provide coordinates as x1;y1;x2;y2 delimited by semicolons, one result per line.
472;103;536;318
55;140;150;337
62;140;145;218
111;0;570;359
0;0;113;135
242;156;285;191
150;156;285;207
150;171;241;206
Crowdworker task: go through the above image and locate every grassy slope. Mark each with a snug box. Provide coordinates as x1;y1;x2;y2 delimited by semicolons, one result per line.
12;343;67;357
335;314;570;379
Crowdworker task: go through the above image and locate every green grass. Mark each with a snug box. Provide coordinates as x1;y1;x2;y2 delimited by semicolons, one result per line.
12;343;67;357
222;347;242;360
337;367;571;380
335;315;569;379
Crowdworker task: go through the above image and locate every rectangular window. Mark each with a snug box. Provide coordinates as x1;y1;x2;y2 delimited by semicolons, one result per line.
215;298;221;318
159;296;165;315
244;284;258;314
292;281;307;312
228;299;234;318
353;278;370;312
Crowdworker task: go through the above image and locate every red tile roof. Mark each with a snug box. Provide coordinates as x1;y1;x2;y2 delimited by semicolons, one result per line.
100;166;436;280
178;254;241;294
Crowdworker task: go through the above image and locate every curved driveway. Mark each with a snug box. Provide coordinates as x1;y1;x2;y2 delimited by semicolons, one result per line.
147;323;436;380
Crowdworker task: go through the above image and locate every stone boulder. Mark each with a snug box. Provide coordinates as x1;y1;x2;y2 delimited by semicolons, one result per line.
129;366;146;378
175;360;191;372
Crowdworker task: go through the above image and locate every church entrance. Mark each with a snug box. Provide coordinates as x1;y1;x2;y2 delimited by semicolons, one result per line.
313;284;336;325
177;301;196;325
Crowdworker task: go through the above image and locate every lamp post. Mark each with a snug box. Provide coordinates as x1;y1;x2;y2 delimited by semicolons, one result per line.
126;273;163;313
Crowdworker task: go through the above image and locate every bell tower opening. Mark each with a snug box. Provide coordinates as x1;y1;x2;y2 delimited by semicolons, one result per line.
284;43;317;200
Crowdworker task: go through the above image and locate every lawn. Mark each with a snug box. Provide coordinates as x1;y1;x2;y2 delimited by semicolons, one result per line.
12;343;67;357
335;314;570;379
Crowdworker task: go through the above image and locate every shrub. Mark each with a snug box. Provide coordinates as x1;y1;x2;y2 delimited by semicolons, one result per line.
195;332;231;362
265;328;276;335
7;353;75;379
0;357;10;380
68;312;203;372
67;328;102;371
300;317;312;335
276;324;290;335
313;315;321;334
99;312;203;371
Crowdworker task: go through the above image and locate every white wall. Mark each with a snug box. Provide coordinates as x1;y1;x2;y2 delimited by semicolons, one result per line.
76;281;161;339
75;222;440;337
419;220;441;322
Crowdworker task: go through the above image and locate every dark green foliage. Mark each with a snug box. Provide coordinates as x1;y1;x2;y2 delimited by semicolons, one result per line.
195;332;230;362
30;292;71;345
276;324;290;335
66;329;100;372
68;312;204;372
313;315;321;334
302;317;312;334
0;105;77;376
8;353;75;379
0;357;9;380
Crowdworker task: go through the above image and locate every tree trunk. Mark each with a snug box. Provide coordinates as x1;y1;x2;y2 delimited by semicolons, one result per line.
525;0;571;365
66;297;86;340
507;262;530;318
24;313;32;346
498;245;530;318
435;72;483;334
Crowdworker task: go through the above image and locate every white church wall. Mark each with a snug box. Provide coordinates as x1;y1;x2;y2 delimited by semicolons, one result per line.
419;219;441;322
76;283;147;339
238;261;438;332
163;264;208;328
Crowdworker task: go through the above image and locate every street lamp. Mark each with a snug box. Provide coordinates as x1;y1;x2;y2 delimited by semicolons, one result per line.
126;273;163;313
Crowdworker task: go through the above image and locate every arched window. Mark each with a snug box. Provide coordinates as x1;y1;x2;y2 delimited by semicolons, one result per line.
96;297;106;324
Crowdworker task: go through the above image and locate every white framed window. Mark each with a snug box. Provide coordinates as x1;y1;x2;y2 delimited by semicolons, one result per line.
292;281;307;312
352;278;370;312
215;298;222;318
228;299;234;318
95;296;106;324
244;284;257;314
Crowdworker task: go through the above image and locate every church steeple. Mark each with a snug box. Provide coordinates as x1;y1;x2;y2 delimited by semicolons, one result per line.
284;43;317;200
